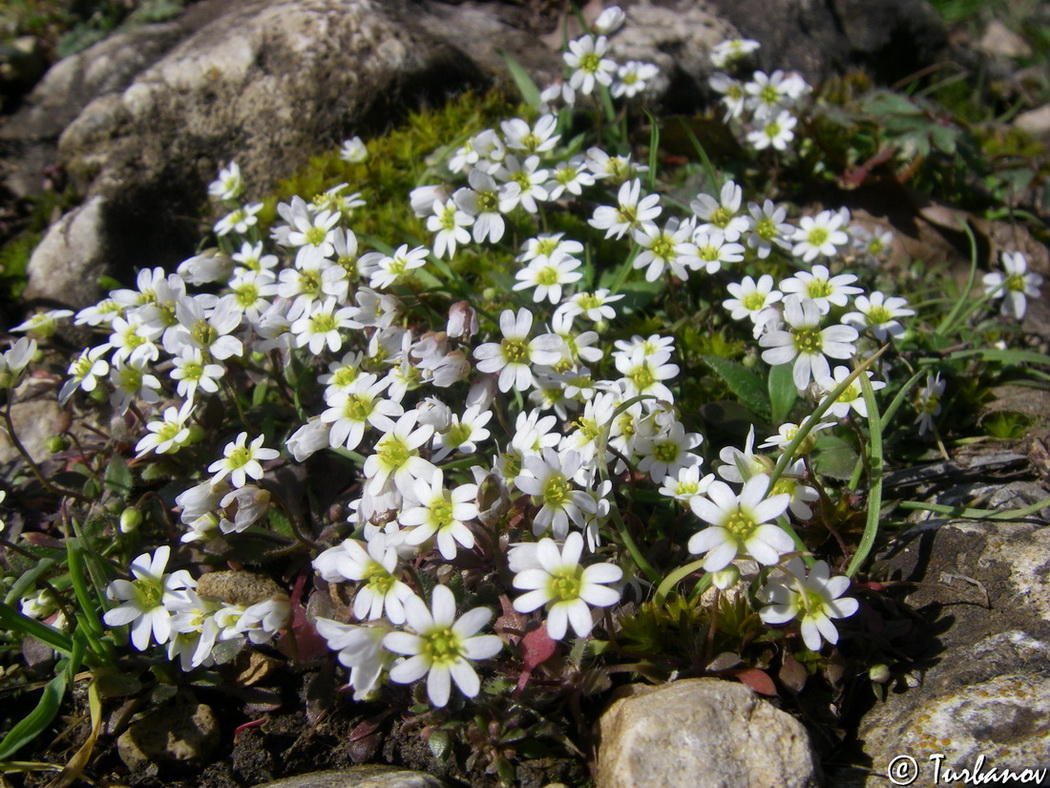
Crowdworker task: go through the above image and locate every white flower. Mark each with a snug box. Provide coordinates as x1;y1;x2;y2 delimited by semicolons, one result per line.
758;558;859;651
103;546;195;651
383;585;502;707
634;421;703;482
214;203;262;237
842;291;914;340
744;71;796;119
426;199;473;260
614;346;679;402
515;448;597;538
747;110;797;151
289;297;358;355
10;309;73;339
217;485;271;534
814;366;887;420
914;372;945;435
546;156;595;199
314;619;391;700
340;136;369;163
432;405;492;462
780;264;862;315
362;411;438;497
170;347;224;401
370;244;428;290
632;217;699;281
658;465;715;508
759;296;859;391
136;402;195;457
166;590;222;670
454;168;506;244
983;251;1043;319
589;178;661;240
692;228;745;274
473;308;564;393
691;180;749;242
514;252;583;304
687;475;792;572
321;374;402;451
564;35;617;95
745;199;793;258
710;38;760;69
208;432;279;488
710;72;747;121
723;274;783;332
399;471;479;560
502;115;560;155
208;161;243;201
59;345;109;405
314;535;414;624
791;210;850;262
557;289;623;324
512;532;622;640
612;61;659;99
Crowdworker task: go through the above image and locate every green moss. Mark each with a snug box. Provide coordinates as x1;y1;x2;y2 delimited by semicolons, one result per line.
0;232;39;301
263;90;522;242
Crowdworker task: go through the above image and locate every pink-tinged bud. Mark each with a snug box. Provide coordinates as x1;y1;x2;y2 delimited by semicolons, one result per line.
447;301;479;339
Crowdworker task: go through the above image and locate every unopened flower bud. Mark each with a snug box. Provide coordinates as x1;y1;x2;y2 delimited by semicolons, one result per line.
711;565;740;590
447;301;479;339
45;435;69;453
120;508;143;533
593;5;626;35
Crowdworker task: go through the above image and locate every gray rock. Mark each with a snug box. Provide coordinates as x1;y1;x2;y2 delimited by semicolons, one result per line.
116;702;220;773
252;766;449;788
22;196;110;309
597;678;821;788
977;20;1032;59
196;569;286;606
706;0;949;85
849;481;1050;785
0;395;68;466
1016;105;1050;139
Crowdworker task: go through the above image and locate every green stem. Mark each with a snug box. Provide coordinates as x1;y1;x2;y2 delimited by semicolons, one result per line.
846;373;884;578
654;558;706;605
768;346;888;490
897;495;1050;521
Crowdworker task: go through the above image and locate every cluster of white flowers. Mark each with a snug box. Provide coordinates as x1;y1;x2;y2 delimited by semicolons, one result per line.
101;546;290;670
707;39;811;152
542;5;660;109
7;21;1038;714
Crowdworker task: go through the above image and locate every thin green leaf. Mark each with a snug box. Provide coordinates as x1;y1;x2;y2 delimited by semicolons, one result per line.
949;347;1050;367
4;558;55;605
768;363;798;424
0;602;73;655
497;50;541;112
846;374;884;577
645;110;659;192
0;672;67;761
66;539;106;649
702;356;770;421
677;118;721;191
